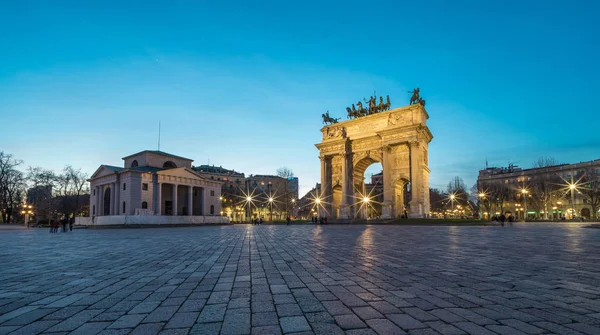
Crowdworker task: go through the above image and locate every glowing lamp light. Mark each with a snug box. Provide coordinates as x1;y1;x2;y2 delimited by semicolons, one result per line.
478;193;485;198
246;196;252;202
268;197;274;202
569;184;576;190
362;197;370;203
315;198;321;204
450;194;456;200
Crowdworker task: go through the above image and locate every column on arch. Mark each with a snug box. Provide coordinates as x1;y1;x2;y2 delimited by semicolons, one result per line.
95;185;100;216
188;185;193;216
340;153;351;219
381;146;393;219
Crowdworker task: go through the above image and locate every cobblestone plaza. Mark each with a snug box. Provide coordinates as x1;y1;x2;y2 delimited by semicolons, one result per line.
1;223;599;335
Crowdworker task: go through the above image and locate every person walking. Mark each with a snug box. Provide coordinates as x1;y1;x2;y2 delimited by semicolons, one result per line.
286;216;290;225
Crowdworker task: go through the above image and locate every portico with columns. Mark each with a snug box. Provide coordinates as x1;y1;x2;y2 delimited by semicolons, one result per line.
84;150;227;226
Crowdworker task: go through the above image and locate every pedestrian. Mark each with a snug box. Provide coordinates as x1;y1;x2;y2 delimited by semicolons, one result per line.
286;216;290;225
62;218;68;233
69;217;74;231
404;210;408;219
499;213;505;226
259;217;263;225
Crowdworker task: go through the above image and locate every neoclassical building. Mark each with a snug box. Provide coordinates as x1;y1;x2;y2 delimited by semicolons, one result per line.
80;150;227;225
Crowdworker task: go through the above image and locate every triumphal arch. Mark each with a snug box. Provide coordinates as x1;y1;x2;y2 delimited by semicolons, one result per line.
315;98;433;219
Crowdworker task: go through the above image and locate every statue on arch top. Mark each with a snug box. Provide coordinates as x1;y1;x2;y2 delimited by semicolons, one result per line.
408;88;421;105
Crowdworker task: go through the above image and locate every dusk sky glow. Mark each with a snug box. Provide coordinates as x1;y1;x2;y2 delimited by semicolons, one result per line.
1;1;599;196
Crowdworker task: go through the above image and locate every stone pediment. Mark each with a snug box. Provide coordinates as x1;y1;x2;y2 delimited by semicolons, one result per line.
90;165;123;180
157;168;208;181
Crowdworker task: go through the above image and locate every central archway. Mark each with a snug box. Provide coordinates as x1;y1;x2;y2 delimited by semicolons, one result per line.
315;104;432;219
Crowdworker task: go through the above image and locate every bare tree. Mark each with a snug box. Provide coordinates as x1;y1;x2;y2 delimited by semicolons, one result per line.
0;152;25;223
446;176;468;204
530;157;562;219
276;167;295;216
26;166;58;220
577;168;600;219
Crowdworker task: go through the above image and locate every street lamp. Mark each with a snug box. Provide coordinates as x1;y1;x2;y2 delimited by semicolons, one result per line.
449;194;456;216
20;204;34;228
569;183;577;220
268;197;274;222
521;189;528;221
478;192;486;219
246;196;253;222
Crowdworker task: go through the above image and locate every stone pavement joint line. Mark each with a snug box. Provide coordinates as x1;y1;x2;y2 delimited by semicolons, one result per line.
0;223;599;334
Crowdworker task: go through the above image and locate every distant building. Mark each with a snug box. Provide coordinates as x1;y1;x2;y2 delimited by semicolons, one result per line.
245;175;297;221
82;150;227;226
477;158;600;220
365;172;384;218
297;183;321;219
192;165;246;222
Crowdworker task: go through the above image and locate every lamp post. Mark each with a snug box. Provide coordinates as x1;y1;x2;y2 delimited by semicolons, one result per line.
569;183;576;220
478;193;486;220
521;189;528;221
246;196;252;223
268;197;274;222
21;204;33;228
450;194;456;217
290;199;296;219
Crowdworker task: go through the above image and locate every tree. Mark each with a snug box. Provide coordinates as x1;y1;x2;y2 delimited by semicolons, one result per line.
276;167;295;216
429;188;446;213
26;166;58;220
529;156;562;219
577;168;600;219
446;176;468;205
0;152;25;223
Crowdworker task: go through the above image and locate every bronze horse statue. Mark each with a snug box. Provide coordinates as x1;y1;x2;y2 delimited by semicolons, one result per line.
409;88;420;105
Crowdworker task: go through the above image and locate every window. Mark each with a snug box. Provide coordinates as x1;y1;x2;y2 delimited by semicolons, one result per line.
142;183;148;191
92;205;95;215
210;190;215;196
131;160;138;168
123;183;126;191
194;190;197;196
123;202;126;214
163;161;177;168
142;201;148;209
93;189;96;196
210;205;215;215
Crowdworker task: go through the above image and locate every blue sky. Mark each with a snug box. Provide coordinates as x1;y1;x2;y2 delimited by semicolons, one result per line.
1;1;599;196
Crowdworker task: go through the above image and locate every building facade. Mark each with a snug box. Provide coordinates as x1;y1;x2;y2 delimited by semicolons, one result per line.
81;150;227;226
244;175;297;221
192;165;246;222
477;159;600;220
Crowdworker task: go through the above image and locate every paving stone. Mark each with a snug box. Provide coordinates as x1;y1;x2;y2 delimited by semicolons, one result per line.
221;309;251;334
70;321;111;335
334;314;367;330
108;314;147;329
280;316;312;333
311;322;345;335
366;318;407;334
142;306;178;323
189;322;222;335
253;312;280;327
353;306;384;320
277;303;303;317
453;322;497;335
252;325;283;335
196;303;227;323
130;322;165;335
499;319;544;334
